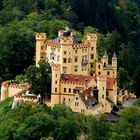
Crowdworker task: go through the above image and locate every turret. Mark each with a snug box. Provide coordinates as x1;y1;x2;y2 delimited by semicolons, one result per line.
97;77;106;103
112;52;117;78
1;82;9;101
35;32;47;66
102;51;108;67
87;33;97;42
51;64;61;106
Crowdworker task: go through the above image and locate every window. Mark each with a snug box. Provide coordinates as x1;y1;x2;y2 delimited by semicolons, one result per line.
55;74;57;77
102;95;104;99
91;47;94;50
64;51;66;55
58;49;60;52
104;63;106;67
69;88;71;93
103;87;104;90
41;46;44;50
75;57;78;62
41;53;46;58
55;81;57;84
90;63;93;68
63;58;67;63
82;49;84;53
81;109;85;114
63;67;67;73
91;54;94;59
75;102;79;106
50;52;55;60
69;98;71;101
106;91;109;96
75;50;77;53
68;58;72;63
55;88;57;92
57;55;60;61
64;88;66;92
107;71;110;75
82;65;86;71
85;49;87;52
76;97;78;100
98;65;100;69
98;72;101;75
74;66;78;72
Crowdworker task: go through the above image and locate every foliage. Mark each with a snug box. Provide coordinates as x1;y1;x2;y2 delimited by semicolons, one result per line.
0;98;140;140
117;67;130;89
25;59;51;103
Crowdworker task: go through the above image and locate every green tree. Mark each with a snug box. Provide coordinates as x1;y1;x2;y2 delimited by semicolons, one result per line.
130;65;140;97
117;67;130;90
25;59;51;103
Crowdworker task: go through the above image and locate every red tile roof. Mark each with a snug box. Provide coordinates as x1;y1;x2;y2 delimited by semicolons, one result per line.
107;77;115;90
60;74;95;86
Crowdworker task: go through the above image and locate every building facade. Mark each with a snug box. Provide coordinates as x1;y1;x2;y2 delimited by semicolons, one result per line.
35;28;118;115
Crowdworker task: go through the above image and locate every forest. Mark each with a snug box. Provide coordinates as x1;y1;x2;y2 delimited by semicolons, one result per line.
0;1;140;140
0;97;140;140
0;0;140;96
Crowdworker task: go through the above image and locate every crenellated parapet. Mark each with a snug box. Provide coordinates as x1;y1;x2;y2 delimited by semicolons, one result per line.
1;81;31;101
60;37;73;45
35;32;46;41
46;40;60;48
52;64;61;69
73;41;90;49
87;33;97;41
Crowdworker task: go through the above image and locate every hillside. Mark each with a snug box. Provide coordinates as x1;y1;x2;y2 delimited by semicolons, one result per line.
0;0;140;96
0;98;140;139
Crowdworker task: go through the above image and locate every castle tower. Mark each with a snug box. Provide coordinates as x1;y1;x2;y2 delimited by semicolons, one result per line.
97;77;106;103
87;33;97;60
51;64;61;106
1;82;9;101
102;51;108;67
35;32;46;66
60;32;73;74
112;52;117;78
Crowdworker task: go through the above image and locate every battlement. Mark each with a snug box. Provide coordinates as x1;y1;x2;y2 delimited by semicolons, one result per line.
70;31;76;36
46;40;60;48
74;41;90;49
97;76;106;81
15;93;37;100
1;81;9;87
35;32;46;41
52;64;61;69
87;33;97;41
60;37;73;45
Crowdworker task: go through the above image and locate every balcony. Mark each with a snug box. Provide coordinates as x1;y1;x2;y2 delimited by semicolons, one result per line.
81;60;88;65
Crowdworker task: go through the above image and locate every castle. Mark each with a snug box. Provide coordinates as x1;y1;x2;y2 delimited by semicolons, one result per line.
1;27;118;115
35;28;117;115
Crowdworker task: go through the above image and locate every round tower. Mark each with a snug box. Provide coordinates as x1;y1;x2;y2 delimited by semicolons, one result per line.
1;82;9;101
102;51;108;67
112;52;117;78
35;32;46;66
51;64;61;106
